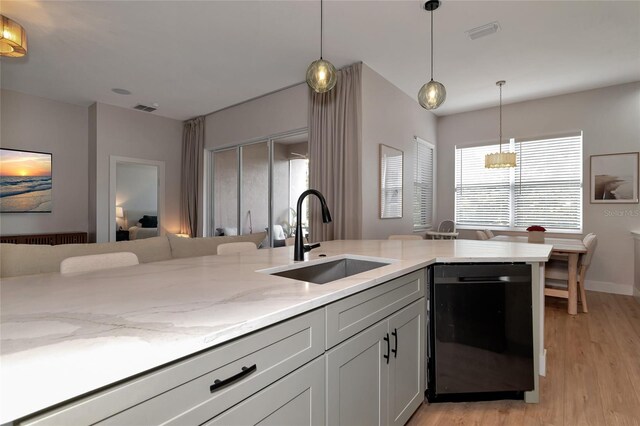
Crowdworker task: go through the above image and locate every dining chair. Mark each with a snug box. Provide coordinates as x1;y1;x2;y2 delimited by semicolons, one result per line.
60;252;139;274
544;233;597;313
437;220;457;239
388;235;423;240
217;242;258;255
484;229;495;239
476;230;489;240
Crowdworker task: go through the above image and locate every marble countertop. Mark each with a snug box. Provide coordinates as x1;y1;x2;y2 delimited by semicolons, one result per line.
0;239;551;423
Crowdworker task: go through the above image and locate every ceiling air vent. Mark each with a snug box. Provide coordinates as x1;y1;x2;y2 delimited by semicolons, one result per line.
133;104;157;112
466;21;501;40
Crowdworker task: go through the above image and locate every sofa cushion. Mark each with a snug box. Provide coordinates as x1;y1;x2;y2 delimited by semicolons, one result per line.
168;232;267;259
0;236;172;278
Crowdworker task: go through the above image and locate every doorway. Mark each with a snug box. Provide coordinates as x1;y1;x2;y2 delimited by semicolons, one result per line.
109;156;165;242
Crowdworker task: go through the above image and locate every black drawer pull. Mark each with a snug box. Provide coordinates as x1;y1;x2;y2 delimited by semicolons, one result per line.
210;364;257;393
383;333;390;364
392;328;398;358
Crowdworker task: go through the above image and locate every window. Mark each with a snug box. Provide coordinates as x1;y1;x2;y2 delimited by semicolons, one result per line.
413;137;435;231
455;132;582;232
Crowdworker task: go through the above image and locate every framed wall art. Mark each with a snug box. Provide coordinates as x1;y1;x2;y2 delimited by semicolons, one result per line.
0;148;52;213
590;152;639;204
380;144;403;218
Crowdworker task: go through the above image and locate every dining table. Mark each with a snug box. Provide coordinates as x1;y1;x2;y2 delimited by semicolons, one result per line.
490;235;587;315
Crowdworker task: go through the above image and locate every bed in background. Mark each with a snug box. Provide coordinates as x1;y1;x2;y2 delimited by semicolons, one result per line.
126;211;158;240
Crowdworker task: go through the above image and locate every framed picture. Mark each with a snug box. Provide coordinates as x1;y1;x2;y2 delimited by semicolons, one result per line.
0;148;53;213
380;144;403;218
590;152;639;204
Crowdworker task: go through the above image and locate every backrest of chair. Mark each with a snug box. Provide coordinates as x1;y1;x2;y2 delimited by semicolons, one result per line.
476;230;489;240
60;252;139;274
217;242;258;255
484;229;495;239
580;233;597;268
438;220;455;233
388;235;423;240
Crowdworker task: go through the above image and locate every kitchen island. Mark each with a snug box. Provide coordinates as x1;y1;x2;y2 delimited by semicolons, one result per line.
0;239;551;425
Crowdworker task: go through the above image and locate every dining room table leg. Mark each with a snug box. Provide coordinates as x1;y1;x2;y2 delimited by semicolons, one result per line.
567;252;579;315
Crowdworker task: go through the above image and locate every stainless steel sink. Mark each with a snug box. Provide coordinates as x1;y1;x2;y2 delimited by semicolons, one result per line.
267;257;391;284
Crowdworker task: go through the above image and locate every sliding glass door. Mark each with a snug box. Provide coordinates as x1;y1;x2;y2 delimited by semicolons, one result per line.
209;130;308;247
212;148;238;236
240;142;269;236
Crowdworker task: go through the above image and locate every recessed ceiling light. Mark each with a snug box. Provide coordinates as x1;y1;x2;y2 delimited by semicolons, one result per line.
111;88;131;95
466;21;501;40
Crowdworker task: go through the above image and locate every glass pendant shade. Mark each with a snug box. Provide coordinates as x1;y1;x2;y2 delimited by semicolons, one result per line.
306;58;337;93
0;15;27;57
485;152;517;168
418;79;446;110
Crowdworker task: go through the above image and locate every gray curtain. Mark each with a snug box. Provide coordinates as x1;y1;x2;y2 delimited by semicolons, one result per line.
180;116;205;237
308;62;362;242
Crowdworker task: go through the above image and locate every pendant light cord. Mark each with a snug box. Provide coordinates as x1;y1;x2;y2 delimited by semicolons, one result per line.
499;83;503;153
430;9;434;80
320;0;323;59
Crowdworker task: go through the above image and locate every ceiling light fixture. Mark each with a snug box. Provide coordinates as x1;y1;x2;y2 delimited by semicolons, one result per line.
418;0;446;110
306;0;337;93
0;14;27;57
466;21;501;40
485;80;517;169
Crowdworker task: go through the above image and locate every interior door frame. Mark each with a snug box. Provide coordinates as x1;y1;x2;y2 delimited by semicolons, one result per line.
109;156;166;242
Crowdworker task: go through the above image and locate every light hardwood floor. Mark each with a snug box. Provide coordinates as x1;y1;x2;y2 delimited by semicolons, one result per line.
408;291;640;426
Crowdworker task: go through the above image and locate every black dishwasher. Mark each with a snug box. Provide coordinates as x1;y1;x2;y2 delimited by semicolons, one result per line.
427;263;534;402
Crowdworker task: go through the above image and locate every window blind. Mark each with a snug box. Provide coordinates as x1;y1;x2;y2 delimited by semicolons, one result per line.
455;144;511;227
454;133;582;231
413;138;434;231
514;134;582;230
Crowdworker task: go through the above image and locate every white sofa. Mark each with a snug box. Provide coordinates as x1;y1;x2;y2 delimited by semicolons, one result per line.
0;232;267;278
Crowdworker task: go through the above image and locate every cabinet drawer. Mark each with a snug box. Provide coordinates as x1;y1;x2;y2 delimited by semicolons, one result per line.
22;309;325;426
204;356;325;426
325;269;424;348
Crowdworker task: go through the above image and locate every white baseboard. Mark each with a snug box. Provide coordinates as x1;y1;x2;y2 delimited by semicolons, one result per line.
584;279;634;296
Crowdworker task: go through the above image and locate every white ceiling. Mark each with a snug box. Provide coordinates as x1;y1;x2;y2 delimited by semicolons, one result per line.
1;1;638;120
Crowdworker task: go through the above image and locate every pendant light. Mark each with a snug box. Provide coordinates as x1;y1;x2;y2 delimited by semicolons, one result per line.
485;81;517;168
0;15;28;57
306;0;337;93
418;0;446;110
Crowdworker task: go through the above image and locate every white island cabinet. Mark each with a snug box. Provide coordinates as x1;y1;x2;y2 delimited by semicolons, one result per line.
1;240;551;425
326;270;425;426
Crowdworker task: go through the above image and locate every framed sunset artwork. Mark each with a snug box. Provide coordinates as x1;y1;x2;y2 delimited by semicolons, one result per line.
0;148;52;213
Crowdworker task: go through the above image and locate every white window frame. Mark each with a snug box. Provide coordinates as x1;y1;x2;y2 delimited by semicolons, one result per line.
413;136;436;232
455;132;583;233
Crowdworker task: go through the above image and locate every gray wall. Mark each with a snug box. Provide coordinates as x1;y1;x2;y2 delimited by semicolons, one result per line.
0;89;89;235
90;103;182;242
437;82;640;295
361;64;438;239
205;83;308;150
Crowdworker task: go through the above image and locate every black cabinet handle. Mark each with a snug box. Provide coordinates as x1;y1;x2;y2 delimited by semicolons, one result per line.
210;364;257;393
383;333;390;364
392;328;398;358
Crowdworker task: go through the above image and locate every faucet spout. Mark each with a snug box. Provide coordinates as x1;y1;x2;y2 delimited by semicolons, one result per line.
294;189;332;261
